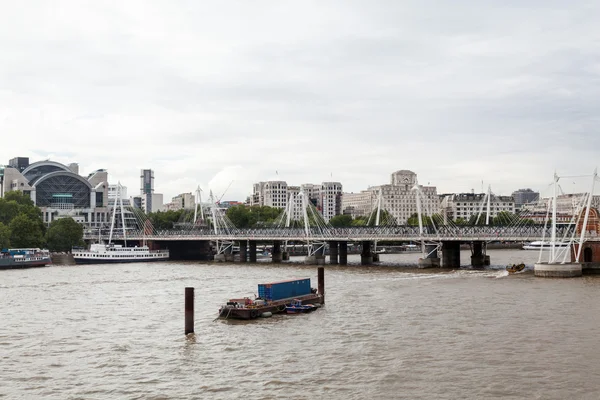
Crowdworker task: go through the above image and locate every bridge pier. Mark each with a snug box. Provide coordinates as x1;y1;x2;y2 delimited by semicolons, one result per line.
282;250;290;261
373;250;380;263
534;262;582;277
329;241;339;265
361;241;373;265
272;240;282;263
304;243;326;265
442;241;461;268
418;244;441;268
470;241;489;268
239;241;247;263
249;241;257;263
339;241;348;265
224;245;234;262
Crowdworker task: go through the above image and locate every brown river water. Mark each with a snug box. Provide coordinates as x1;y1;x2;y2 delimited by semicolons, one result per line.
2;249;600;399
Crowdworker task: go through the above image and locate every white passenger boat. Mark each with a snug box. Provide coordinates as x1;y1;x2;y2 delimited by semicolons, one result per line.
72;183;169;264
522;241;570;250
72;243;169;264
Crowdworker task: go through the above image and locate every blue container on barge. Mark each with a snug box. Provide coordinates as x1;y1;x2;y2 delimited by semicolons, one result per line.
258;278;311;301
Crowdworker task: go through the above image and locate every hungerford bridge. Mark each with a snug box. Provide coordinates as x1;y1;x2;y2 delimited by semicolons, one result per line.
85;172;600;271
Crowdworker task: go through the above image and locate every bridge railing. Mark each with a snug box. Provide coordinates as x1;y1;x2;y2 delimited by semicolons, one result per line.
83;225;581;241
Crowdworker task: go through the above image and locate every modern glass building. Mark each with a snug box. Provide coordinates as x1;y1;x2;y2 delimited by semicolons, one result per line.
1;157;110;227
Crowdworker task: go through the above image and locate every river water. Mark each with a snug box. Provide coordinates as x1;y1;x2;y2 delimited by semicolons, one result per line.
2;249;600;399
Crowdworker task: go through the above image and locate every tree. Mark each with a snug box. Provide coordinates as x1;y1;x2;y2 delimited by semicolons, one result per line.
492;211;517;226
454;217;467;226
3;191;35;207
46;217;84;252
468;213;488;226
226;205;253;228
407;213;433;227
365;209;396;226
0;222;10;249
329;214;353;227
9;214;44;248
148;209;185;230
0;200;19;225
351;216;368;226
225;205;284;228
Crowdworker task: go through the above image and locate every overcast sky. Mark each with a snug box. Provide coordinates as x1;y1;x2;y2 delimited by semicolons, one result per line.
1;1;599;202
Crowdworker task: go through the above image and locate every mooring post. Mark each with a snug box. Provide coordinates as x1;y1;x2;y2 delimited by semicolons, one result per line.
185;287;194;335
318;267;325;305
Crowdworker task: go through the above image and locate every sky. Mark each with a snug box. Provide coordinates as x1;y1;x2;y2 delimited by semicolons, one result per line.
1;1;599;202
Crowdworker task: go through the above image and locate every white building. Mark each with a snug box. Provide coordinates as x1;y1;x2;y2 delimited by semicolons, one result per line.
342;190;377;218
251;181;288;209
342;170;439;224
440;192;515;222
142;193;163;213
163;192;195;211
318;182;343;222
108;184;128;200
250;180;343;222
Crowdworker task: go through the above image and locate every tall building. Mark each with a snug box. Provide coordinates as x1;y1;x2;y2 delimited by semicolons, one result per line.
318;182;343;221
512;188;539;209
342;170;439;224
140;169;154;213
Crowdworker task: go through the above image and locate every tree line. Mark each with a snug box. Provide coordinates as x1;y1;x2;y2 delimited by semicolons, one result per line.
0;192;84;252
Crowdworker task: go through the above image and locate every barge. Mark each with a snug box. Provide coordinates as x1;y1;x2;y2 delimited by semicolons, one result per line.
218;278;323;320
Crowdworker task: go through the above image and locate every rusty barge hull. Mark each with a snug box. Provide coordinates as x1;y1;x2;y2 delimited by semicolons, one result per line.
219;293;323;320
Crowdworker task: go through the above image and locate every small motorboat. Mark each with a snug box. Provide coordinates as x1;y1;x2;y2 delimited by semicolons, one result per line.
506;263;526;274
285;299;316;314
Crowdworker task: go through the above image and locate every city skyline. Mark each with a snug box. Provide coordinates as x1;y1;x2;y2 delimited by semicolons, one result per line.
2;1;599;201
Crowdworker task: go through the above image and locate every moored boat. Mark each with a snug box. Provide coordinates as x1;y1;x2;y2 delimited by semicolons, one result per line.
523;241;570;250
218;278;322;320
72;243;169;264
285;299;317;314
0;248;52;270
73;182;169;264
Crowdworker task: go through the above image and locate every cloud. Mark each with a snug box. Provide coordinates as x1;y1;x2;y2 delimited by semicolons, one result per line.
1;0;599;202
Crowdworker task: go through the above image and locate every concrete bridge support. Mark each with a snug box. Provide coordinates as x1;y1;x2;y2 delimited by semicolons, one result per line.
418;244;441;268
239;241;247;263
329;241;339;265
224;245;235;262
534;263;582;277
361;241;373;265
305;244;326;265
249;241;257;263
442;241;461;268
272;241;282;263
339;241;348;265
470;241;490;267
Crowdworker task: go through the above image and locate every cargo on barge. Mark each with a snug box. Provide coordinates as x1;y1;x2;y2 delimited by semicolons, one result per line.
218;278;322;320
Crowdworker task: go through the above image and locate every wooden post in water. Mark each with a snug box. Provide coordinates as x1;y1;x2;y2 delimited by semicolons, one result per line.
318;267;325;305
185;287;194;335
